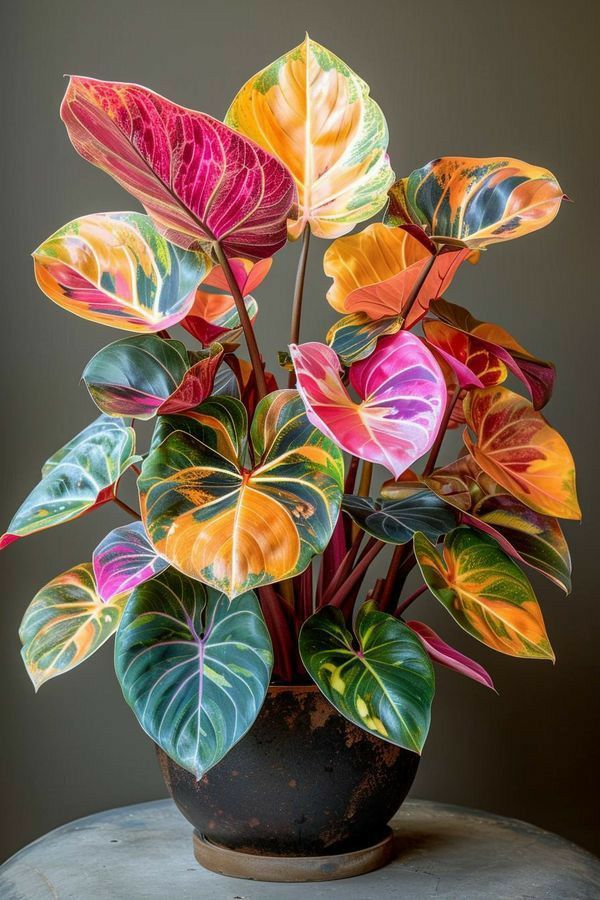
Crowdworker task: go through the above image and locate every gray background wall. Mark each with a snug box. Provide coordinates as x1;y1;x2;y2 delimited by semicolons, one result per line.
1;0;598;864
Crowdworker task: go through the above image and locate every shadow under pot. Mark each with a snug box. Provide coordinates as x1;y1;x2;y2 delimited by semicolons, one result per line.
156;684;419;880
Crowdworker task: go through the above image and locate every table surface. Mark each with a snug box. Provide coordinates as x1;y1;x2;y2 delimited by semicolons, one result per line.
1;799;598;899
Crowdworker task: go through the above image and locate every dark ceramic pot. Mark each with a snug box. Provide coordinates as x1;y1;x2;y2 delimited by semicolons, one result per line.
157;684;419;856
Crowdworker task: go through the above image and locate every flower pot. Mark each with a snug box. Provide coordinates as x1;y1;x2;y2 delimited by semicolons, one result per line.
156;684;419;881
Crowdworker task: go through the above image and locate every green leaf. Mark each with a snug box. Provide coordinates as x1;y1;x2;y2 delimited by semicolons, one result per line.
342;492;457;544
413;527;554;659
114;568;273;778
20;563;127;690
326;313;402;364
300;602;434;753
1;416;139;549
139;390;345;599
83;335;222;419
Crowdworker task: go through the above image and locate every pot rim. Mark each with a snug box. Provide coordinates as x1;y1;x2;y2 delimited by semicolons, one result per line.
268;683;319;695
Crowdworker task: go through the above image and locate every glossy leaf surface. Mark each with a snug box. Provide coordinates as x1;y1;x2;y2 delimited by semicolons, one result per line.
386;157;565;248
425;453;571;592
463;387;580;519
300;601;434;752
93;521;168;602
61;77;297;258
414;527;554;659
34;212;210;333
407;621;495;690
290;333;446;478
342;491;457;544
326;313;402;365
115;569;272;777
1;417;138;549
325;223;470;328
83;335;222;419
430;299;555;408
20;563;126;689
226;35;393;239
139;391;344;598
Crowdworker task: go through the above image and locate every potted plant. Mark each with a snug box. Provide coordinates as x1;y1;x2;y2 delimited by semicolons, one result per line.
4;36;577;883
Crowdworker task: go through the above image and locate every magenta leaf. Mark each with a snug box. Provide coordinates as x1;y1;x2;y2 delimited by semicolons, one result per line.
93;521;169;602
290;332;446;478
407;620;495;690
61;77;297;259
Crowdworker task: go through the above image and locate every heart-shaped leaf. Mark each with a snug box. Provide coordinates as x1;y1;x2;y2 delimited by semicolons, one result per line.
290;333;446;479
33;212;211;332
226;35;393;240
342;492;457;544
414;527;554;659
83;335;223;419
61;77;297;258
424;453;571;593
300;601;434;752
463;386;580;519
0;416;138;549
325;223;471;329
93;521;168;602
114;568;272;777
386;157;565;249
326;313;403;365
429;298;555;408
406;621;495;690
20;563;127;689
139;390;344;599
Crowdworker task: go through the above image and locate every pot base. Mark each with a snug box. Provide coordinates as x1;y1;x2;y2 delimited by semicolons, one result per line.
193;827;395;883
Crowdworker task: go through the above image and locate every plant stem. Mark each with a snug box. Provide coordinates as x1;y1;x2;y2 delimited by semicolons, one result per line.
157;329;172;340
288;226;311;388
378;544;407;611
328;539;385;608
400;249;439;326
344;456;359;494
351;461;373;541
113;496;141;520
395;583;427;617
422;384;461;477
214;242;267;400
321;530;363;605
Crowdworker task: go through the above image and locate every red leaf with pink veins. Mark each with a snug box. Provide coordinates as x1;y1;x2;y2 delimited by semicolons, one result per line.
61;77;298;259
290;332;446;479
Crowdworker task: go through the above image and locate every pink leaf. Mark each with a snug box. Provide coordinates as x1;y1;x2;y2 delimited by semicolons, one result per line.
61;78;297;259
290;332;446;479
407;620;495;690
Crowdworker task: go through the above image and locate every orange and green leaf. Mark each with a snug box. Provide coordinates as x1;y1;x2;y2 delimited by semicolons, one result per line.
386;157;565;249
20;563;127;689
414;527;554;659
226;35;393;239
463;387;580;520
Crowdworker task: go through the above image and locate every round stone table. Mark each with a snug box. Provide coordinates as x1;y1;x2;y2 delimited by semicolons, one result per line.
1;799;598;899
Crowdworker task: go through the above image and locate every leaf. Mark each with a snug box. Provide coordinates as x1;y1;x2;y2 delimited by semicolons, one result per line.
326;313;402;365
83;335;223;419
463;386;580;519
93;521;168;602
406;621;495;690
20;563;127;689
181;257;269;345
290;333;446;479
324;223;471;329
114;568;273;777
299;601;434;752
225;35;393;240
386;157;566;248
430;298;555;408
413;527;554;659
423;320;508;389
61;77;297;258
425;453;571;593
33;212;211;332
139;390;344;599
0;416;138;550
342;492;457;544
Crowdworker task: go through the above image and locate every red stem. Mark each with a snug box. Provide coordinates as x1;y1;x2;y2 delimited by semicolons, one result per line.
112;496;140;520
287;226;311;388
327;539;385;608
395;583;428;617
